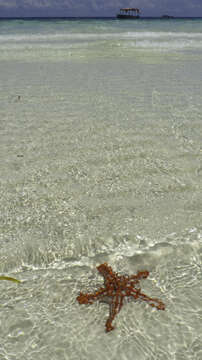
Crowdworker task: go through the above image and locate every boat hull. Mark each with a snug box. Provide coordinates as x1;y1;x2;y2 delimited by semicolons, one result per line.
116;14;140;19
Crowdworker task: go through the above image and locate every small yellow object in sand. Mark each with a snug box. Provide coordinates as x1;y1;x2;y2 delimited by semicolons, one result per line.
0;276;21;283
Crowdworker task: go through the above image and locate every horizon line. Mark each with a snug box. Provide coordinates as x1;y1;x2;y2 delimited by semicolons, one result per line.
1;16;202;19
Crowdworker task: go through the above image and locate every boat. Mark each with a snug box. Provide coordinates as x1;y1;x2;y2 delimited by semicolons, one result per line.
116;8;140;19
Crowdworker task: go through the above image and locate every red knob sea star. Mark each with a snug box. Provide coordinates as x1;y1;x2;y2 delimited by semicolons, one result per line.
77;263;165;332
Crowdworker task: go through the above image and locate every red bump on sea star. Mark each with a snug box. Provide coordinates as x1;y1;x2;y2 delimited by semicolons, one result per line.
77;263;165;332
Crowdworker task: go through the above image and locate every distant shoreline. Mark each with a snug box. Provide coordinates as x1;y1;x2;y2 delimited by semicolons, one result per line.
1;16;202;20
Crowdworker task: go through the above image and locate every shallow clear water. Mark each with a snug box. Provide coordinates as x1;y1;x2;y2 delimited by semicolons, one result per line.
0;18;202;360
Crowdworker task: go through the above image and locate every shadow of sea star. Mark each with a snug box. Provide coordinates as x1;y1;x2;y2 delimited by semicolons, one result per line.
77;263;165;332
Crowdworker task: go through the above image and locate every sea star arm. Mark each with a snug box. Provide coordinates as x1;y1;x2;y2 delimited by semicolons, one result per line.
134;291;165;310
129;270;150;281
105;293;124;332
77;287;106;305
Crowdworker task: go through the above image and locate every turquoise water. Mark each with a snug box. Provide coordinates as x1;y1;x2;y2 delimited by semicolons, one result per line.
1;18;202;62
0;18;202;360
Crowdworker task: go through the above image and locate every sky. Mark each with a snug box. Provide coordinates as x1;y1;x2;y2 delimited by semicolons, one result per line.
0;0;202;17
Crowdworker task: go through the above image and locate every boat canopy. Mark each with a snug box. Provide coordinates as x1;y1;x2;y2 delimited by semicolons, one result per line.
119;8;140;12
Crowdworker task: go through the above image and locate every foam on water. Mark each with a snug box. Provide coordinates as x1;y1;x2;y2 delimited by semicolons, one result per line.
1;30;202;45
1;32;202;63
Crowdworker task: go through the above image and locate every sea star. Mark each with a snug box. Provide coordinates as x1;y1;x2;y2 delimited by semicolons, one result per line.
77;263;165;332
